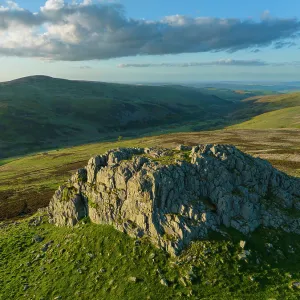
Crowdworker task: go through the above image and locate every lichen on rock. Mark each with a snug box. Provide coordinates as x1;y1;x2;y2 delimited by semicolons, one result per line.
48;144;300;255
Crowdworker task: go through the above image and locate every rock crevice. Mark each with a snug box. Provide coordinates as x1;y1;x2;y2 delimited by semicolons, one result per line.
48;145;300;255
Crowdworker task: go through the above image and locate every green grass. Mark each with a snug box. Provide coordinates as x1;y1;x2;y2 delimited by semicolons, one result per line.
244;92;300;107
226;92;300;127
143;150;191;165
1;213;300;299
228;106;300;129
0;158;14;167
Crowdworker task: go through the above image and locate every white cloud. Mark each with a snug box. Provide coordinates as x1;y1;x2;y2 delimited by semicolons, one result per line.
0;1;299;61
41;0;65;11
118;59;300;68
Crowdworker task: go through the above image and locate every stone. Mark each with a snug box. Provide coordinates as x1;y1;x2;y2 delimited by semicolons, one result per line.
265;243;273;250
87;252;95;259
48;145;300;255
29;216;43;227
238;250;251;261
160;278;168;286
41;241;54;252
129;276;137;283
239;241;246;249
149;253;156;259
32;235;44;243
23;284;29;291
175;145;192;151
292;282;300;289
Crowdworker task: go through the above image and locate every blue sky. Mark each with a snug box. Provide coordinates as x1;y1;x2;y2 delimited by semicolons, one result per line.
1;0;300;82
16;0;300;20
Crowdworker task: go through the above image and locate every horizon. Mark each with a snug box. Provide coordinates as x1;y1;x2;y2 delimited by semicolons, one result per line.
1;75;300;86
1;0;300;82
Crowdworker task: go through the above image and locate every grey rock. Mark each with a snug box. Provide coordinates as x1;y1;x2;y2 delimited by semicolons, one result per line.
41;241;54;252
48;145;300;255
175;145;192;151
160;278;168;286
32;235;44;243
239;240;246;249
87;252;95;259
23;284;29;291
238;250;251;261
292;282;300;289
29;216;43;226
129;276;137;283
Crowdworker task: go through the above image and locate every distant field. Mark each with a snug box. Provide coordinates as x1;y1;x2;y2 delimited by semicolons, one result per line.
1;129;300;220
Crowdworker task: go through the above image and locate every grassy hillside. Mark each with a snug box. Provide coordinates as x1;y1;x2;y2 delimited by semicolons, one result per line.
2;128;300;221
227;92;300;125
165;85;268;102
1;207;300;299
243;92;300;106
196;87;269;102
229;107;300;129
0;76;244;159
228;93;300;129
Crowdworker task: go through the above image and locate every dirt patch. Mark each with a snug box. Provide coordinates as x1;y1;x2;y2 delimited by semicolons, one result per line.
51;160;86;176
0;190;15;201
268;159;300;171
49;152;74;159
0;189;54;221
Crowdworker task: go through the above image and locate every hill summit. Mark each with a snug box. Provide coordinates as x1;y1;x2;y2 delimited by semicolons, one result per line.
48;145;300;255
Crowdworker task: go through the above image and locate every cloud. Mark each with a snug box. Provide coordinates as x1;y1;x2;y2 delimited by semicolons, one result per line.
273;41;297;49
41;0;65;11
118;59;300;68
79;65;92;69
0;1;299;61
117;59;269;68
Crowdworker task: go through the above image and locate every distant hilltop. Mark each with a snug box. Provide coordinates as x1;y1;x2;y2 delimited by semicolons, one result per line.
48;144;300;255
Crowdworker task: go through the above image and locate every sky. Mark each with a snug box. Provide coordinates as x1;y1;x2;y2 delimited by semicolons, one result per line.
0;0;300;83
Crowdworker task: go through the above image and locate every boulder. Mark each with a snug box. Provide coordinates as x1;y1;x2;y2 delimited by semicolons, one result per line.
48;145;300;255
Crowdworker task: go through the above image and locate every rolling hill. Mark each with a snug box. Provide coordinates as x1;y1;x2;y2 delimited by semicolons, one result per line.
4;76;299;159
228;92;300;129
0;76;246;159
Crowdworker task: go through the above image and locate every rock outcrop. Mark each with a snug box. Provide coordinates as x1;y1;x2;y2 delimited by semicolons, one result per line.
48;145;300;255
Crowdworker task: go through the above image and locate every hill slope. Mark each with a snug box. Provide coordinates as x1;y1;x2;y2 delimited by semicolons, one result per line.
0;76;240;159
1;211;300;299
228;93;300;129
229;107;300;129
